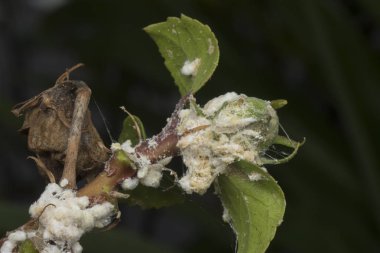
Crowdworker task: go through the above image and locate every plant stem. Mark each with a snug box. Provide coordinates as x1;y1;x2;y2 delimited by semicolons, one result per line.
77;153;134;197
0;93;189;247
62;82;92;189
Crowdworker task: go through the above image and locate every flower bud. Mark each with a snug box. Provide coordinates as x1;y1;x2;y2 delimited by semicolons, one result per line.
177;92;280;194
205;93;279;150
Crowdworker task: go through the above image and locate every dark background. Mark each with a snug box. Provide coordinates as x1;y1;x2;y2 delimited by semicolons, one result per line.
1;0;379;252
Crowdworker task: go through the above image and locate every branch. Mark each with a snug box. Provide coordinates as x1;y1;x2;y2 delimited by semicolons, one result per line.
135;94;190;162
61;83;92;188
0;87;189;250
77;95;189;196
77;153;135;197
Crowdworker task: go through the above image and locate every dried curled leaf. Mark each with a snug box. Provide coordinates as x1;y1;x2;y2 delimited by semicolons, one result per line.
12;80;109;180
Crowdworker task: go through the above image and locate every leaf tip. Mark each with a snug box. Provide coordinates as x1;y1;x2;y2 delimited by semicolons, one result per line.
270;99;288;109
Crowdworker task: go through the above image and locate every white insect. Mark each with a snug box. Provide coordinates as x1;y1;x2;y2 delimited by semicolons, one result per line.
181;58;201;76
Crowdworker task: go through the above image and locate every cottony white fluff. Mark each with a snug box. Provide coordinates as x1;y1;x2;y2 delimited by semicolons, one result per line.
7;231;26;242
28;183;114;253
177;92;274;194
0;231;27;253
181;58;201;76
248;172;264;181
59;178;69;187
0;241;16;253
202;92;240;116
118;140;172;189
121;177;139;190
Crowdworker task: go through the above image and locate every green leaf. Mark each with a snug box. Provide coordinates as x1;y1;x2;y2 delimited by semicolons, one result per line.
261;136;305;165
124;185;184;209
123;173;185;209
270;99;288;109
217;160;286;253
118;114;146;145
19;240;38;253
144;14;219;95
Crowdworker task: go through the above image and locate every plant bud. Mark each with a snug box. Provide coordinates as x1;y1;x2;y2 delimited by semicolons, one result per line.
205;93;279;150
177;92;280;194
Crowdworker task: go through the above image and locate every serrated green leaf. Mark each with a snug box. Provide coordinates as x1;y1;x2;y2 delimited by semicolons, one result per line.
118;115;146;145
123;173;185;209
217;160;286;253
144;14;219;95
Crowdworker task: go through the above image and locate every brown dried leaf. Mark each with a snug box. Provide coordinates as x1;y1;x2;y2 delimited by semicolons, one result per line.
12;80;109;181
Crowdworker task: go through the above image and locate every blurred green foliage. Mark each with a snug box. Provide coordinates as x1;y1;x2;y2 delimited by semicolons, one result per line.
1;0;379;252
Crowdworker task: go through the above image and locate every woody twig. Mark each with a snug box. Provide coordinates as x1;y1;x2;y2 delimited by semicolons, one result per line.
61;83;92;188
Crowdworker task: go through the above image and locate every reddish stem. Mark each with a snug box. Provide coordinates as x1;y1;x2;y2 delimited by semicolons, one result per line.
78;95;190;196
